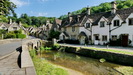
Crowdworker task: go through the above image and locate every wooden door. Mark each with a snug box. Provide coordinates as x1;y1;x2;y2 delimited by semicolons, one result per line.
121;35;128;47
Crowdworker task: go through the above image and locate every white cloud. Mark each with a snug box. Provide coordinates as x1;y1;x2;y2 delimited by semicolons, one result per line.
10;0;29;7
37;12;48;16
38;0;49;2
30;11;48;16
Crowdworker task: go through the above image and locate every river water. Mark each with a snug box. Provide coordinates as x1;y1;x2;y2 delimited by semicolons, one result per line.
38;50;133;75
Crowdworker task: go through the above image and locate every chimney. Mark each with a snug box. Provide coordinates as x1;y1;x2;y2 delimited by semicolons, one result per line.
46;20;50;25
68;12;72;23
77;15;80;22
87;6;91;15
19;21;22;26
111;1;117;14
9;18;12;24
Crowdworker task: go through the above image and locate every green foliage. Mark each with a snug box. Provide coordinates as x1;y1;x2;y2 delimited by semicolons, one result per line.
17;34;26;39
17;14;56;27
22;24;31;28
59;0;133;20
0;0;16;16
0;15;8;22
99;58;106;63
1;29;26;39
53;44;60;50
5;32;16;38
49;30;60;40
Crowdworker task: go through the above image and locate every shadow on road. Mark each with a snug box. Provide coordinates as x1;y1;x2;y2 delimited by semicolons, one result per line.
16;47;22;68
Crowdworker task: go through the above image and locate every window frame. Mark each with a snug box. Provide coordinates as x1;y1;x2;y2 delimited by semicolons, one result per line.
114;20;120;26
13;27;17;30
112;35;117;41
85;23;90;28
129;18;133;25
102;35;107;41
100;21;105;27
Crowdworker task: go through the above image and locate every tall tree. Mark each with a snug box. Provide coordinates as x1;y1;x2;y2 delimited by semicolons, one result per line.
0;0;16;16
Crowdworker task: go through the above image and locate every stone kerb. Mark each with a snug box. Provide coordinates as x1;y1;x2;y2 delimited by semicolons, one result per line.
21;39;40;75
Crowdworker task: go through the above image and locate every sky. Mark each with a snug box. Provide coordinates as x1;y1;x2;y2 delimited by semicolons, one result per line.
10;0;115;18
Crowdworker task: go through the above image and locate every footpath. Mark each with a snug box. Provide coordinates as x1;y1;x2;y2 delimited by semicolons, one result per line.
0;39;36;75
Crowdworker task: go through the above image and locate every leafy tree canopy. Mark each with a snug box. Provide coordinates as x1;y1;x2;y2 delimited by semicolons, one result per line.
59;0;133;20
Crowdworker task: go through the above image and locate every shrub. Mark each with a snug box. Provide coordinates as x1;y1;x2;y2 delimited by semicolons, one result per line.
5;33;16;39
17;34;26;39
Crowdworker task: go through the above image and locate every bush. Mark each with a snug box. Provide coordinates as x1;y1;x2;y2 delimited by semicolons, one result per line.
5;33;16;39
17;34;26;39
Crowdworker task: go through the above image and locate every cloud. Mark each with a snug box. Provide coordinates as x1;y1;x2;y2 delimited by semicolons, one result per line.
37;12;48;16
38;0;49;2
10;0;29;7
30;11;48;16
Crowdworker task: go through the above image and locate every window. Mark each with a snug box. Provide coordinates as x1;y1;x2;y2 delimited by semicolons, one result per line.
72;27;75;32
95;35;99;40
100;21;105;27
2;27;5;30
86;23;90;28
102;35;107;41
13;27;17;30
129;18;133;25
89;36;91;40
114;20;120;26
112;35;117;41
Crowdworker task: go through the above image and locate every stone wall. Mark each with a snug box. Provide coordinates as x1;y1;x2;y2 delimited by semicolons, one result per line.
21;39;42;75
59;46;133;66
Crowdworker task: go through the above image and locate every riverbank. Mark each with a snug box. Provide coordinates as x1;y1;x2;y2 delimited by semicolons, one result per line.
29;50;69;75
55;44;133;66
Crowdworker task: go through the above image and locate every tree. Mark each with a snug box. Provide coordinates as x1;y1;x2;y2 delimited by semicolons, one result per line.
0;15;8;22
49;30;60;39
0;0;16;16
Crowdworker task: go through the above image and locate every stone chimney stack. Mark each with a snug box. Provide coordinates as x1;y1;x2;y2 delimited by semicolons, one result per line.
9;18;12;24
68;12;72;23
19;21;22;25
87;6;91;15
77;15;80;22
111;1;117;14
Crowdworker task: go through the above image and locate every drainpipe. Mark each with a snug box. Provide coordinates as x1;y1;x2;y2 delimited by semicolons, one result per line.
109;21;125;42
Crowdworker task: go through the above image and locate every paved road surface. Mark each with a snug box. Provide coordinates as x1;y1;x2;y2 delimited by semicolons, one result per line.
0;41;21;57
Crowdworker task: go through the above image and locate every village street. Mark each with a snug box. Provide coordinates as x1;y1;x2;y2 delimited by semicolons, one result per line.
0;41;21;58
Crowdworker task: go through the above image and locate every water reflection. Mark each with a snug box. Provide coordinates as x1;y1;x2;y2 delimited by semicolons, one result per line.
38;51;133;75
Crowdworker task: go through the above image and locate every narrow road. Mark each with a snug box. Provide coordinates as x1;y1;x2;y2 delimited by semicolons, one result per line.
0;41;21;57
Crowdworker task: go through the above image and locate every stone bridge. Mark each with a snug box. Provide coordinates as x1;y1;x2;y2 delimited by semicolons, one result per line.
22;39;42;50
21;39;42;75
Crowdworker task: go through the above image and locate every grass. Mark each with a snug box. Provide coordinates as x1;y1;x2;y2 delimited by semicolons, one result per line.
29;50;68;75
82;47;133;55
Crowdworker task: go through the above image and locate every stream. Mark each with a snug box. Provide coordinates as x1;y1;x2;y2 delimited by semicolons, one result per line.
37;50;133;75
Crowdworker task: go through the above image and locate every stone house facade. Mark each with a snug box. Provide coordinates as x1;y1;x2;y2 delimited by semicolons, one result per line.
60;1;133;46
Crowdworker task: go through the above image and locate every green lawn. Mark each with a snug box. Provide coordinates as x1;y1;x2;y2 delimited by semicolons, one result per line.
82;47;133;55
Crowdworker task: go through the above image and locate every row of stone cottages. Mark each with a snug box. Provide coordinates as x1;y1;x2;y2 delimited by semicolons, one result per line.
59;2;133;46
27;19;62;40
0;19;28;37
